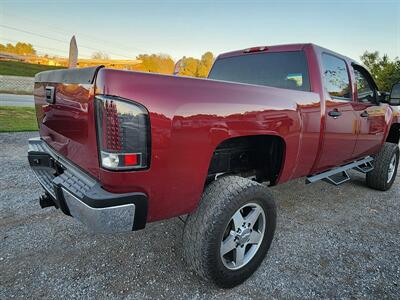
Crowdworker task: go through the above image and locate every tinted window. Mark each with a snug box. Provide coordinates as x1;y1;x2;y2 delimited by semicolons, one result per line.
322;54;351;99
354;69;374;102
208;51;310;91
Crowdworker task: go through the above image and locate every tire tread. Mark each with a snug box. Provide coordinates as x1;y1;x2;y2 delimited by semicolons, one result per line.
366;142;399;191
182;176;276;287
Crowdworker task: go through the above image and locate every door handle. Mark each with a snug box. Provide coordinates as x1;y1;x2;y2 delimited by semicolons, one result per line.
360;111;369;118
328;110;342;118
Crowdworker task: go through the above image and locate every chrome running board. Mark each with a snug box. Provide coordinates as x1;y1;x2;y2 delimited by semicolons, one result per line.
306;156;374;186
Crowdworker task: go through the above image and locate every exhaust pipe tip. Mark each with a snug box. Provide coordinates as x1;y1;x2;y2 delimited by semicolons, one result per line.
39;193;55;209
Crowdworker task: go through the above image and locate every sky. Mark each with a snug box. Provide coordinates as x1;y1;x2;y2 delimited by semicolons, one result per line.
0;0;399;62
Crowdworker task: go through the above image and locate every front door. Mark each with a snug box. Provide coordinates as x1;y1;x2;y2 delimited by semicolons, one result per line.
352;65;389;157
316;53;359;171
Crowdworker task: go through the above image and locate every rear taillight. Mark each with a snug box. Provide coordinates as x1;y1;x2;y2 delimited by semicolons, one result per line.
95;95;150;170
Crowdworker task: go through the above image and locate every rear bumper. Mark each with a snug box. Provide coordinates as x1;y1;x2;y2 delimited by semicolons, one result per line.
28;137;148;233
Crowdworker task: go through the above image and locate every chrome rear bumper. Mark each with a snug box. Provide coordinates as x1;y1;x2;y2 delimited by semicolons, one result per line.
62;189;136;233
28;137;147;233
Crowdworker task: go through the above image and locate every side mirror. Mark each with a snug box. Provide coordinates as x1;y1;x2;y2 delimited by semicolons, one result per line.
388;83;400;106
377;91;389;103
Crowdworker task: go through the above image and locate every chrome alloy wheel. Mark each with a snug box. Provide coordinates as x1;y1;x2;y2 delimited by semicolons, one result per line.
387;154;397;183
220;203;266;270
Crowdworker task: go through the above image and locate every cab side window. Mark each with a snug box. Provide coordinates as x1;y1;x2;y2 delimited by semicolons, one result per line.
322;53;351;100
354;69;375;103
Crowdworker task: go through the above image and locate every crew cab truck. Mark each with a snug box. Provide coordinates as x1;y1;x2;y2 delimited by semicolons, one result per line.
28;43;400;288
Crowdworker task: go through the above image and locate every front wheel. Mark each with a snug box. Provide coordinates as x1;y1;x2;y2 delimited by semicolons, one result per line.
182;176;276;288
366;142;399;191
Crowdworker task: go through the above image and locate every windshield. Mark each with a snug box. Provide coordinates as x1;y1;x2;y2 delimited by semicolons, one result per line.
208;51;310;92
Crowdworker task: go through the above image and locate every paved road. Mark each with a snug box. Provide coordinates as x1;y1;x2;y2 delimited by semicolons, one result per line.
0;93;34;107
1;132;399;299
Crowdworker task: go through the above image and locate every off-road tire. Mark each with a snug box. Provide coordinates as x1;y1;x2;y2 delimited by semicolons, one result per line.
366;142;399;191
182;176;276;288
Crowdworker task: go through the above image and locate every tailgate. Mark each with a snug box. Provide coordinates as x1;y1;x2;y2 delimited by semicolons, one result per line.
34;66;104;178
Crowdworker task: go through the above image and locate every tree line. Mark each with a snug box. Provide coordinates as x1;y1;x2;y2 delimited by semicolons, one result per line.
0;42;36;55
360;51;400;92
91;51;215;77
1;42;399;87
0;42;215;77
135;52;214;77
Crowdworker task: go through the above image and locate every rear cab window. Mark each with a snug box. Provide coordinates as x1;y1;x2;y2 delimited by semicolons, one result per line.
321;53;352;100
208;51;310;92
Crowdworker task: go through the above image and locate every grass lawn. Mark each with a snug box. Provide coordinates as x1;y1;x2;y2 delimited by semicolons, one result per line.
0;61;65;77
0;106;38;132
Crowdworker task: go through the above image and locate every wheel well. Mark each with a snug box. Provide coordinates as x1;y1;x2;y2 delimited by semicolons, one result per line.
386;124;400;144
207;135;285;185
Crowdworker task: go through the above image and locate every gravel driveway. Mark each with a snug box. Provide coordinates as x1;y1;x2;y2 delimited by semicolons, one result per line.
1;132;399;299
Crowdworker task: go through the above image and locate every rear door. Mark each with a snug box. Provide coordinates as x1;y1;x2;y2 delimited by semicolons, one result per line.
316;53;359;170
351;65;389;157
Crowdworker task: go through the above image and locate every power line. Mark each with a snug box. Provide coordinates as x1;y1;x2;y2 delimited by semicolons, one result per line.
0;24;67;44
0;24;113;56
4;11;147;54
0;24;135;59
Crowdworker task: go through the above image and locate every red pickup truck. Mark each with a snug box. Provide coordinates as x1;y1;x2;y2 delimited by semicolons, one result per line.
28;43;400;288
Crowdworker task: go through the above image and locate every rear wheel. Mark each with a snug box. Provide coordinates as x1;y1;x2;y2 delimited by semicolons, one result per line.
366;142;399;191
182;176;276;288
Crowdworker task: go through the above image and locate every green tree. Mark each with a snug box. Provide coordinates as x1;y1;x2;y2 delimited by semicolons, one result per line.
360;51;400;91
0;42;36;55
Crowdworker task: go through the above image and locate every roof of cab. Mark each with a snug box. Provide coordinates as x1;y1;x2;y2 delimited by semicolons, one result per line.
217;43;359;65
217;43;310;59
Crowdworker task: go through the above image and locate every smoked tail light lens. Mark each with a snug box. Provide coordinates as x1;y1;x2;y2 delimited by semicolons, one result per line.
95;95;150;170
